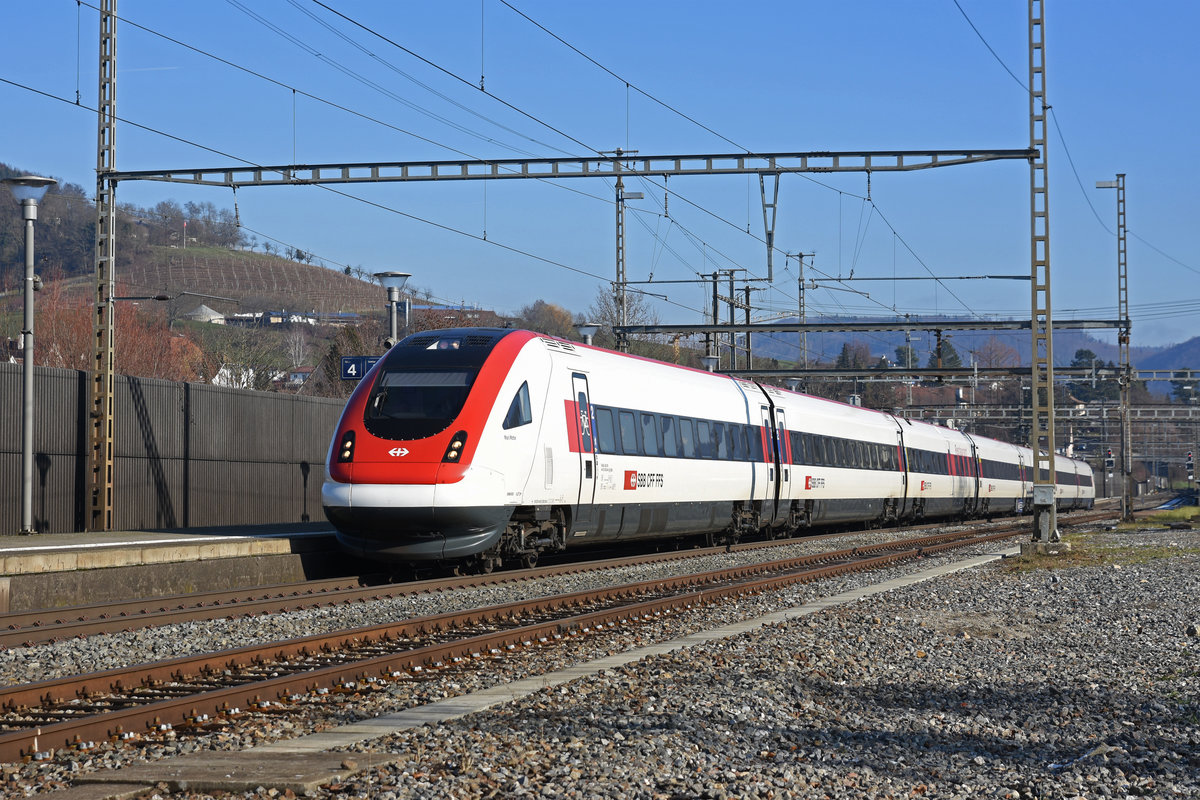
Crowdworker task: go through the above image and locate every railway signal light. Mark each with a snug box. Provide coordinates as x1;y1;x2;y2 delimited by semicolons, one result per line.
1104;449;1115;471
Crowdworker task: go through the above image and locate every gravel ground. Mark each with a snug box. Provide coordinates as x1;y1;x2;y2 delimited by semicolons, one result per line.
4;524;1198;799
312;527;1200;800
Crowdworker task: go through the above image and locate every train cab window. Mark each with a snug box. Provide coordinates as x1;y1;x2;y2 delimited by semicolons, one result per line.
363;368;476;440
678;418;696;458
641;413;662;456
502;382;533;430
594;407;617;454
618;411;640;455
661;416;679;457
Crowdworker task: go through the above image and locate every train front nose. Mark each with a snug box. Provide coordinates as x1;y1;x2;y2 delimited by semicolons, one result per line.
323;467;510;562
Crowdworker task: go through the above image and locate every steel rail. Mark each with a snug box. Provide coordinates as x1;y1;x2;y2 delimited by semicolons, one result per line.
0;518;982;648
0;526;1032;762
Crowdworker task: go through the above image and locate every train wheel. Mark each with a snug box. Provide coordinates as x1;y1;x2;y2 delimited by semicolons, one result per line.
520;552;538;569
477;556;497;575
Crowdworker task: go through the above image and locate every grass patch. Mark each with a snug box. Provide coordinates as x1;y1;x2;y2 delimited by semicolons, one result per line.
1145;506;1200;524
1001;530;1200;573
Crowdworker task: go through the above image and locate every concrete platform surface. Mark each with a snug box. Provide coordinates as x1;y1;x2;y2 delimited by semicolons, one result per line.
0;524;337;577
0;524;343;612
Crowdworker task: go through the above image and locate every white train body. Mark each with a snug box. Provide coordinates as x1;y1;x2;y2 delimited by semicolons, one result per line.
322;329;1094;567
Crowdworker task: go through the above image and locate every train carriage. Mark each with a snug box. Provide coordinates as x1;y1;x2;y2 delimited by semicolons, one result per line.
322;328;1094;570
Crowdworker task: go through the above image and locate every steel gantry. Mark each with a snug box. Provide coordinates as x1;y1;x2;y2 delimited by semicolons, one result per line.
90;148;1034;528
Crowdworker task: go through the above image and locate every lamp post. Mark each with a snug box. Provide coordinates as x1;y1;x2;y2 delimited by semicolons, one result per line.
4;175;57;534
374;271;411;347
574;322;600;346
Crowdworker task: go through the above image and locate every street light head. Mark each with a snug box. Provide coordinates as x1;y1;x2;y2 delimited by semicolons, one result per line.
374;271;412;292
575;322;600;344
1095;180;1119;189
3;175;57;204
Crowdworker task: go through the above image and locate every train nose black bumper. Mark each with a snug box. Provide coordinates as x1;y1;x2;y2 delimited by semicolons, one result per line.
323;504;508;562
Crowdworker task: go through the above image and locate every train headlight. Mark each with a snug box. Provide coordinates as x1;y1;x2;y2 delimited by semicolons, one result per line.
443;430;469;462
337;430;356;463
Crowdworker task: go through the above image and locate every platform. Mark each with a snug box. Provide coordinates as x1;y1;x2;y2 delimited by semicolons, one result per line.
0;524;345;612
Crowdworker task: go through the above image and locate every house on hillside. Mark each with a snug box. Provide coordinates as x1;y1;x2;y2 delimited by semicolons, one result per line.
226;310;321;328
182;304;226;324
262;366;315;392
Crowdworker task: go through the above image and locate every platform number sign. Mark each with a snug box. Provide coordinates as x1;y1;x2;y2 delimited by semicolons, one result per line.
340;356;381;381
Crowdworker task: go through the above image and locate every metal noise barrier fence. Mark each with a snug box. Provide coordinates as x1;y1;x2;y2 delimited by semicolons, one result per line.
0;361;345;534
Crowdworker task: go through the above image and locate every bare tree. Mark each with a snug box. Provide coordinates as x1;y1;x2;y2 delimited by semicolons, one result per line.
585;286;662;352
286;328;310;368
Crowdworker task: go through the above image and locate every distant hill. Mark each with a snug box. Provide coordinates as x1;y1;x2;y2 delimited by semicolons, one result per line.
1137;337;1200;372
120;247;388;315
749;315;1184;372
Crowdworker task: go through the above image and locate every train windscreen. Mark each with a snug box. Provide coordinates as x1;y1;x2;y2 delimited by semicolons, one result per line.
364;368;477;440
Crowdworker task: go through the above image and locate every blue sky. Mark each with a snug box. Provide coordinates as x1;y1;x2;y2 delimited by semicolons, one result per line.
3;1;1198;357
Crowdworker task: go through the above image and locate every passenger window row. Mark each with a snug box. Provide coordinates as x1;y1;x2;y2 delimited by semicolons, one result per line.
981;458;1022;481
788;431;900;472
592;406;765;462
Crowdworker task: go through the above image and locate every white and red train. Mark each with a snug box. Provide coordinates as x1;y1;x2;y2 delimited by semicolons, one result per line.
322;328;1094;571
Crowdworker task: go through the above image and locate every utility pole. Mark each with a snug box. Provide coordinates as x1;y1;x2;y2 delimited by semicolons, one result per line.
610;149;641;354
1097;174;1133;521
1026;0;1060;548
90;0;118;531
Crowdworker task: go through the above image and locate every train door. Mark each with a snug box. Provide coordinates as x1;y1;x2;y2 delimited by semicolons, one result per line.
773;407;792;508
963;435;981;515
760;405;779;526
1016;450;1028;513
571;373;596;507
895;424;910;518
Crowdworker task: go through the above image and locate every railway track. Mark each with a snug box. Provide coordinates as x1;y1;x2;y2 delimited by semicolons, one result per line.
0;519;1105;763
0;510;1117;648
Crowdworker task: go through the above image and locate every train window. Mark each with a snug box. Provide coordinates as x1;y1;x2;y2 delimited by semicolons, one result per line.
594;407;617;454
502;382;533;430
364;368;477;440
661;416;679;457
748;427;763;461
711;423;727;459
641;413;662;456
729;426;744;461
696;421;712;458
619;411;640;455
678;418;696;458
853;441;864;469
